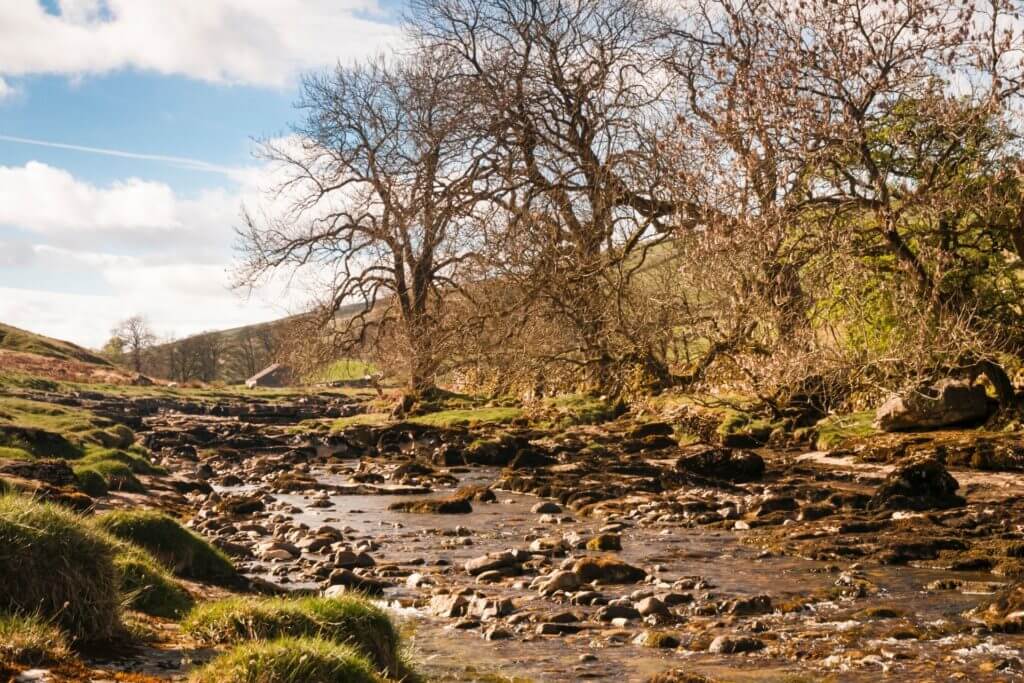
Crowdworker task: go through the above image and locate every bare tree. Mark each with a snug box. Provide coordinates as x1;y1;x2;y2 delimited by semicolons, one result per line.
111;315;156;374
236;50;490;395
413;0;688;393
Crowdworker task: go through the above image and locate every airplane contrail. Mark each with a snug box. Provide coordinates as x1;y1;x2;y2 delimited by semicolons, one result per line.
0;134;239;175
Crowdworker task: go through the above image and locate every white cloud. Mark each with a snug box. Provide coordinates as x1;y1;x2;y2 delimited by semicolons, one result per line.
0;162;180;234
0;283;288;348
0;0;401;88
0;77;16;100
0;154;316;346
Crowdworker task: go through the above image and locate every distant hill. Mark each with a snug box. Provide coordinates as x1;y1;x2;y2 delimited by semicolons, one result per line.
147;301;370;384
0;322;112;367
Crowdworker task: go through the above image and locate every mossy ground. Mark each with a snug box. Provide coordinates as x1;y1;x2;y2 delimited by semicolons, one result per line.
537;394;622;428
0;397;134;458
813;410;878;450
183;595;409;679
408;406;525;428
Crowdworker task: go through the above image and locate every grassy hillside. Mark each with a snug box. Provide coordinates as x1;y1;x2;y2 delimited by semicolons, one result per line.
0;323;111;367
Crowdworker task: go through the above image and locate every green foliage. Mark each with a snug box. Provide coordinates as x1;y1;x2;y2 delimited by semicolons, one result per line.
188;637;384;683
0;613;70;667
183;595;406;678
96;510;236;583
0;494;121;641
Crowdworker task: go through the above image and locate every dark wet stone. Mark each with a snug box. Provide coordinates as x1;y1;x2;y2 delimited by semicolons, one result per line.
868;459;965;511
388;496;472;514
597;604;640;621
723;594;772;616
537;622;582;635
676;446;765;483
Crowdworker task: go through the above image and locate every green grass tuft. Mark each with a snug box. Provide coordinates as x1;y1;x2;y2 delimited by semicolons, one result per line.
72;459;145;493
79;447;165;475
111;543;194;618
0;613;70;667
183;595;406;679
0;446;33;461
0;494;121;641
96;510;236;583
188;636;383;683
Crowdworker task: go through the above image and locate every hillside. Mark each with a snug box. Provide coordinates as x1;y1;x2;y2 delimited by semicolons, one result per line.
145;301;371;384
0;322;112;366
0;322;145;385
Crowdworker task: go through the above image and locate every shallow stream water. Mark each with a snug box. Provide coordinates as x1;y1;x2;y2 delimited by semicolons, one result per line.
216;463;1024;682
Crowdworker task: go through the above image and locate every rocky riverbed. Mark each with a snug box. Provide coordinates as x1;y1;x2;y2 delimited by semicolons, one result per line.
9;387;1024;681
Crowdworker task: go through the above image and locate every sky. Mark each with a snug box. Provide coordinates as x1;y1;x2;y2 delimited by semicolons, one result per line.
0;0;403;348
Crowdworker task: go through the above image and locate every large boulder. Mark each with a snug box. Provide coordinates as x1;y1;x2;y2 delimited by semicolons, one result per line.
868;459;964;511
874;379;993;432
676;445;765;482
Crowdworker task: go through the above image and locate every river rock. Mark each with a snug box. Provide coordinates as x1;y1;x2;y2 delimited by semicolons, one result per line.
874;379;993;432
636;596;669;617
465;550;518;576
430;593;469;618
970;583;1024;632
868;459;965;511
708;635;765;654
597;603;640;621
532;501;562;514
537;569;582;595
573;556;646;584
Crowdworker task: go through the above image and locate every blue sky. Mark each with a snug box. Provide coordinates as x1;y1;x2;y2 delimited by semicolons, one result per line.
0;0;401;347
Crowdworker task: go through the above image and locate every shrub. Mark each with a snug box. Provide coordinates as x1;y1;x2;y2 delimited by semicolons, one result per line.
112;544;194;619
188;637;382;683
95;510;236;583
183;595;405;678
0;613;70;666
0;494;121;641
